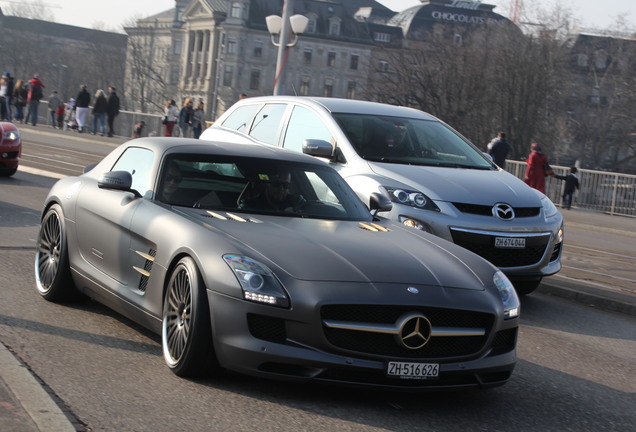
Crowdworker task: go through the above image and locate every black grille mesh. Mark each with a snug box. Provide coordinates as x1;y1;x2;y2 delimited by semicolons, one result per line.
321;305;494;359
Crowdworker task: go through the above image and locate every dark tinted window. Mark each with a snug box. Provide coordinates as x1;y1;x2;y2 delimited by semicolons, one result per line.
333;113;492;169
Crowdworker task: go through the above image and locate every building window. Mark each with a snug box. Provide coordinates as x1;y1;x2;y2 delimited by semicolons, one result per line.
231;2;241;18
223;65;233;86
304;49;312;64
254;41;262;58
350;54;359;70
300;76;310;96
170;64;180;85
374;32;391;43
378;61;389;73
328;17;341;36
346;81;356;99
307;19;316;33
173;38;182;55
454;34;462;45
250;70;260;90
327;51;336;67
227;39;237;54
323;79;333;97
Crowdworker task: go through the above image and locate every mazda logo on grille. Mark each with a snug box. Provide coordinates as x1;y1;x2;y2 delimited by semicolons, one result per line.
492;203;515;220
396;313;432;350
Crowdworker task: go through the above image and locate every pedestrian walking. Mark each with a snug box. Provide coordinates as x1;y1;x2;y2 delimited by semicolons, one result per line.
47;90;62;128
486;131;510;169
106;86;120;137
0;72;15;120
192;100;205;139
164;99;179;137
55;102;65;129
26;74;45;126
75;84;90;133
554;167;580;210
178;97;193;137
91;89;108;135
523;143;551;194
12;79;27;123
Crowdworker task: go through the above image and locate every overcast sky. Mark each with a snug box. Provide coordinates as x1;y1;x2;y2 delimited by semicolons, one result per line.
0;0;633;32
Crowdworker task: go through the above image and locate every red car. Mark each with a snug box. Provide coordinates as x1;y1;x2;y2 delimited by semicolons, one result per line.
0;122;21;176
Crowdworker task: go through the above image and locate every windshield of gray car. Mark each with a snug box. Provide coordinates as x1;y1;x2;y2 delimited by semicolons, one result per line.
332;113;494;169
158;155;374;221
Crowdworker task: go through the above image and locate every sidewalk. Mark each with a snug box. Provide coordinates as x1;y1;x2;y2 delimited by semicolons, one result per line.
2;155;635;431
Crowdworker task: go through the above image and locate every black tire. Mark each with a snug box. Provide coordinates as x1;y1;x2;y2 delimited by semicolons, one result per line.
0;167;17;177
34;204;77;301
162;256;219;377
512;278;542;296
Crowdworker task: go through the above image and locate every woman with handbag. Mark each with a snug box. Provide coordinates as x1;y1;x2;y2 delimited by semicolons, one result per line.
524;142;550;193
164;99;179;137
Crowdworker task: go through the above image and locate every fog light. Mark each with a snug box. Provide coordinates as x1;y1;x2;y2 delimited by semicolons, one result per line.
399;217;431;232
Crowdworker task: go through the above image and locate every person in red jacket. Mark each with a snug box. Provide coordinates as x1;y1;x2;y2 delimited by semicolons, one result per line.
524;142;550;194
26;74;45;126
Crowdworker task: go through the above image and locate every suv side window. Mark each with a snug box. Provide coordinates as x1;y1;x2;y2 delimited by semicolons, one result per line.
111;147;154;196
221;104;261;132
283;105;333;153
249;103;287;145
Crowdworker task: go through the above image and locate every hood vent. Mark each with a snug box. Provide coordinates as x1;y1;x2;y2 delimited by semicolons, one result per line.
205;210;263;223
359;222;390;232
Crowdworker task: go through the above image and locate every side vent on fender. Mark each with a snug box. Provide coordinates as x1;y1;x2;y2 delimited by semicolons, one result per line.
133;249;156;292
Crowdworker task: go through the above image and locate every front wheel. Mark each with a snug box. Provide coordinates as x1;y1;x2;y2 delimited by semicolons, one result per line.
162;257;219;377
34;204;77;301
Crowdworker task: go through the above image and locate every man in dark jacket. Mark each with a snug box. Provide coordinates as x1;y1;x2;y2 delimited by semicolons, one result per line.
106;86;120;137
487;131;510;169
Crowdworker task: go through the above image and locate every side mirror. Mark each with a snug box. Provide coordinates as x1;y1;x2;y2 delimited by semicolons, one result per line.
369;192;392;215
302;139;333;158
98;170;141;197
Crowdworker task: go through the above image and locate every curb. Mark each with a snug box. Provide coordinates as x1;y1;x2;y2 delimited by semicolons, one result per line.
538;278;636;316
0;343;76;431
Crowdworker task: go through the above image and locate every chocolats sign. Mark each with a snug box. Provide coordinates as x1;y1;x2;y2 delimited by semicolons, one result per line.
431;1;502;25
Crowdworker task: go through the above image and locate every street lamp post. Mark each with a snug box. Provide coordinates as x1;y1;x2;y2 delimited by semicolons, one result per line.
266;0;308;95
52;63;68;97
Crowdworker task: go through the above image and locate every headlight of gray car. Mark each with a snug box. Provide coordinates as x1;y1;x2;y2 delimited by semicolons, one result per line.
383;187;440;212
223;255;290;308
540;195;559;220
493;271;520;319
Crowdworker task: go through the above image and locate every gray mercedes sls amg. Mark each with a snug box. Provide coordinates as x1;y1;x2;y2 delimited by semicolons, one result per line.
35;137;520;390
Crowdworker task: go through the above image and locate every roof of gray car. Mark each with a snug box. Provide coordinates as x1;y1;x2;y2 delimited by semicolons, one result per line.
235;96;437;120
129;137;326;165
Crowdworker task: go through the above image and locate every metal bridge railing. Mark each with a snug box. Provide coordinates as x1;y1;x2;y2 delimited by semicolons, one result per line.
506;160;636;217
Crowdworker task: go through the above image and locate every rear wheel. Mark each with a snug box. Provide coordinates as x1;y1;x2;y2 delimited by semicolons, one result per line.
512;278;542;296
34;204;77;301
162;257;219;377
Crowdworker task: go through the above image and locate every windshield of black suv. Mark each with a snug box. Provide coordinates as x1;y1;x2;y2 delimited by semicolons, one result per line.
332;113;494;169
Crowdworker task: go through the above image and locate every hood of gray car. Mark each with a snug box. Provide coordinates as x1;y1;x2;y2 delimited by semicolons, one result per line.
368;162;540;206
191;210;489;289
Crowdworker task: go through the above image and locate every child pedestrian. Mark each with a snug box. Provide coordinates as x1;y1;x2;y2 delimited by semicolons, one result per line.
55;102;65;129
553;167;580;210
